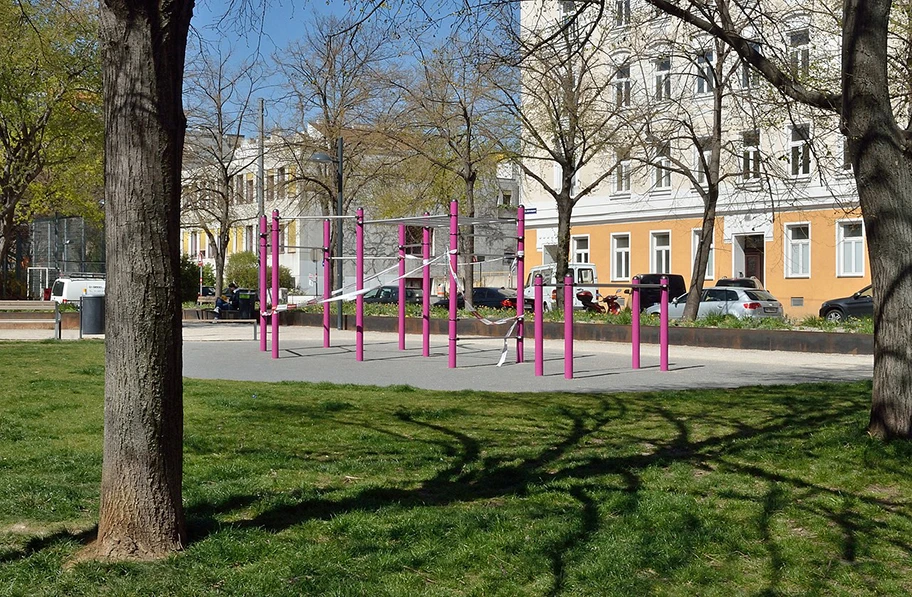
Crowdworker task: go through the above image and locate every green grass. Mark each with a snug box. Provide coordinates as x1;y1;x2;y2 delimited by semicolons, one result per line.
1;342;906;595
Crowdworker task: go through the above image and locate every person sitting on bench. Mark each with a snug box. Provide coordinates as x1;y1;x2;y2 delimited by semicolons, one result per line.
213;283;238;320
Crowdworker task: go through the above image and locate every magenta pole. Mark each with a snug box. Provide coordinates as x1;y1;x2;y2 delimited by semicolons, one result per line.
448;200;458;369
632;276;641;369
356;207;364;362
323;219;331;348
534;275;543;376
516;205;525;364
259;216;268;352
271;211;280;359
564;274;573;379
398;224;406;350
422;215;431;357
660;275;669;371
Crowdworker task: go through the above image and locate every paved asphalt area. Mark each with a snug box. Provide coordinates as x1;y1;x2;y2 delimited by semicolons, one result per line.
0;322;873;393
178;322;874;393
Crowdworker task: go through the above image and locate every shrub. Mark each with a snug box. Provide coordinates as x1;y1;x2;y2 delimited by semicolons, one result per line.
224;251;295;290
179;254;215;303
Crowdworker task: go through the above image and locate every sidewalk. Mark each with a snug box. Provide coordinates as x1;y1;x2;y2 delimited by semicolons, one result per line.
181;322;874;393
0;322;872;393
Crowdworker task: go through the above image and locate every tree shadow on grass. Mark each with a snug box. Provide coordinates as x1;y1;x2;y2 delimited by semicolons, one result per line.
181;381;912;594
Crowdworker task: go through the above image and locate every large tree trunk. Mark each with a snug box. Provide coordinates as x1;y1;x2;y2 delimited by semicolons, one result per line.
844;0;912;438
87;0;193;561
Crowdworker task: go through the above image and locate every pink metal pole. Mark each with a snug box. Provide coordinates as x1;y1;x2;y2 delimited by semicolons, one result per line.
564;274;573;379
356;207;364;362
259;216;268;352
398;224;406;350
271;210;280;359
448;200;458;369
422;215;431;357
660;275;669;371
516;205;525;364
534;275;543;376
323;219;331;348
632;277;641;369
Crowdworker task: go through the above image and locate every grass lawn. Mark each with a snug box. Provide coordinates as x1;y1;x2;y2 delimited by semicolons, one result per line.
1;341;908;596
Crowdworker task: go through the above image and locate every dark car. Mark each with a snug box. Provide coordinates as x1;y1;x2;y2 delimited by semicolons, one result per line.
360;285;423;305
434;287;533;311
714;277;763;289
632;273;687;312
819;285;873;322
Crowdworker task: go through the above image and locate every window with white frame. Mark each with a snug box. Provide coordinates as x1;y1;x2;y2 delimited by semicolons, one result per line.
790;124;811;176
696;50;715;94
654;142;671;189
615;64;631;107
692;229;714;279
572;236;590;263
742;130;761;180
741;41;761;88
614;0;630;27
651;232;671;273
611;233;630;280
786;224;810;277
838;221;865;276
245;225;254;252
790;28;810;80
655;56;671;100
694;138;711;185
615;149;631;193
552;162;578;196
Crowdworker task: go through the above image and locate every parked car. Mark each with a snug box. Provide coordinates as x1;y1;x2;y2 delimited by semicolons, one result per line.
434;287;533;311
360;285;423;305
645;286;784;319
715;276;763;289
633;273;687;312
818;285;873;322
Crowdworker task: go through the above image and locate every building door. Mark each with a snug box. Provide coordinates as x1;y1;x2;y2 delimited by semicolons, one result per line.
743;235;765;284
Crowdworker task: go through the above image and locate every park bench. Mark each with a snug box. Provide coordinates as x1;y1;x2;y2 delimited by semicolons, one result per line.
210;308;260;340
0;300;62;338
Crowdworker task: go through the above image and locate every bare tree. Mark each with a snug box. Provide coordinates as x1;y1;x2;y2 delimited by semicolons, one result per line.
644;0;912;437
182;42;266;295
501;3;629;304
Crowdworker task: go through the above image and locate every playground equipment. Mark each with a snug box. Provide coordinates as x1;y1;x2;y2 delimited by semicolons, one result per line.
252;203;670;377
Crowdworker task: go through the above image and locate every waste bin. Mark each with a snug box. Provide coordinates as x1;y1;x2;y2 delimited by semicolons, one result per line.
236;290;256;319
81;294;105;335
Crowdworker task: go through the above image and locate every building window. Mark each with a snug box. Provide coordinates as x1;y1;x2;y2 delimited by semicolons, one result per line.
615;64;631;107
692;229;714;280
790;124;811;177
694;138;711;185
651;231;671;273
790;29;810;80
654;142;671;189
572;236;590;263
615;150;630;193
246;177;254;204
742;130;761;180
741;42;761;88
838;221;865;276
614;0;630;27
786;224;810;277
842;137;853;172
245;225;254;253
611;233;630;280
277;167;286;200
696;50;714;94
501;189;513;207
655;56;671;100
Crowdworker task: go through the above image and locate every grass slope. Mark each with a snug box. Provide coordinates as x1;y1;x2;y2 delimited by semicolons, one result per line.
0;341;908;595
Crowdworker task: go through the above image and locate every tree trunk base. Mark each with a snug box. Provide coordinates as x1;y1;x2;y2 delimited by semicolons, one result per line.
68;536;182;565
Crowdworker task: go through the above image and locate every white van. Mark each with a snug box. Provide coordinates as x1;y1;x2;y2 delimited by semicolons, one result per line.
524;263;598;311
50;276;106;305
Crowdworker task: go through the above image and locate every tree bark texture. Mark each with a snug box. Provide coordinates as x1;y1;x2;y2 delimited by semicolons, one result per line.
93;0;193;560
843;0;912;438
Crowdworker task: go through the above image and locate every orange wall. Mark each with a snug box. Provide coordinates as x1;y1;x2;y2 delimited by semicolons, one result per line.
525;207;870;319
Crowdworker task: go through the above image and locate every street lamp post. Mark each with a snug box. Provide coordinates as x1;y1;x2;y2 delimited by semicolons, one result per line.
311;137;344;330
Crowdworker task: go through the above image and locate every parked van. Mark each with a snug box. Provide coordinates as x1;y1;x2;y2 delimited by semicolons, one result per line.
633;273;686;312
524;263;598;311
50;275;106;305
